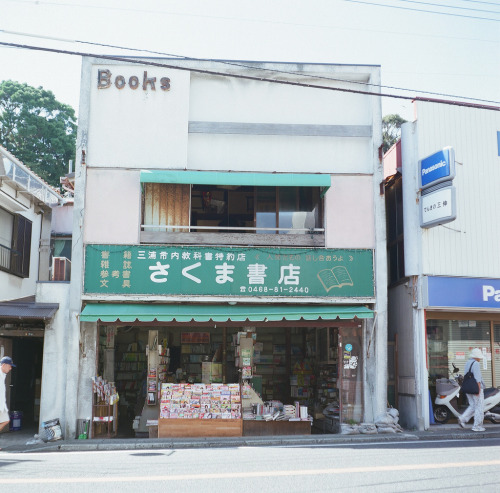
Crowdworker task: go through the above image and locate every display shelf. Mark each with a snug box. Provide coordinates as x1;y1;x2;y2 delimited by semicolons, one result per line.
252;331;288;402
147;368;157;405
317;327;338;364
91;377;119;438
315;363;339;414
290;360;315;405
92;401;118;438
115;351;146;392
146;331;159;406
181;343;211;379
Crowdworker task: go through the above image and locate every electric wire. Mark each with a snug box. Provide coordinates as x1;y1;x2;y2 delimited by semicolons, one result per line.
0;40;498;112
458;0;500;6
393;0;500;14
4;0;500;23
341;0;500;21
1;29;498;105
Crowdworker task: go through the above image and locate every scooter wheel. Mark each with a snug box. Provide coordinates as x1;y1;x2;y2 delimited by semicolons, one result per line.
433;405;450;424
488;417;500;424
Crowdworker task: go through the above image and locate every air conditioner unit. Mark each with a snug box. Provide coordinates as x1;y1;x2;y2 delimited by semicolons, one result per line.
52;257;71;281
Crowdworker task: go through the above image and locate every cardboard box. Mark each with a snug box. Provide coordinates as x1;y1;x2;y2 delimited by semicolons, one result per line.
148;425;158;438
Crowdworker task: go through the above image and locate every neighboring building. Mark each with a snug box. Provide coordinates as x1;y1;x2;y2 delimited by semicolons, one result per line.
385;101;500;430
67;58;387;439
0;145;68;432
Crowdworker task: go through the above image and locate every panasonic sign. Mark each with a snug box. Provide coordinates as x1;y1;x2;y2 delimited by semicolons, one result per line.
483;285;500;303
425;276;500;309
419;147;455;189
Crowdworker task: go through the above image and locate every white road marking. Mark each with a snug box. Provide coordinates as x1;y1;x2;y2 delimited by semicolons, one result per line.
3;459;500;484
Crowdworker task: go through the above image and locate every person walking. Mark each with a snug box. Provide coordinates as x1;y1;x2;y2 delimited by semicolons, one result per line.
0;356;16;449
458;348;485;432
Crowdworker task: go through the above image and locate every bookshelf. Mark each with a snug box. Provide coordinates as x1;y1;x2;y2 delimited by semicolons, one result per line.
253;330;287;402
115;350;146;396
317;327;338;364
147;331;159;405
181;343;211;381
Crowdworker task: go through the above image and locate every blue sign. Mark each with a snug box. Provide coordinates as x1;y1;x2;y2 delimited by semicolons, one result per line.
345;344;353;352
419;147;455;189
426;276;500;309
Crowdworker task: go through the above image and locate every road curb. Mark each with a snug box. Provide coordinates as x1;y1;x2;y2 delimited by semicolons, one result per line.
5;429;500;453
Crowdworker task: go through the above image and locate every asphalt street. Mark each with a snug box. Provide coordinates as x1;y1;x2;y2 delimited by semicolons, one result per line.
2;437;500;493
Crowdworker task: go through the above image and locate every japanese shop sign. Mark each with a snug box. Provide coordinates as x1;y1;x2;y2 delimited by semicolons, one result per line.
84;245;374;298
420;186;456;228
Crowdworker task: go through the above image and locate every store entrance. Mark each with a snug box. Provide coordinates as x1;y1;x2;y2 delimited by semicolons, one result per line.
0;336;43;432
96;322;364;438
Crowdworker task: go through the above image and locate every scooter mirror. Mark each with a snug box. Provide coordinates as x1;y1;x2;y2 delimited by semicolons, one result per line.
452;363;459;373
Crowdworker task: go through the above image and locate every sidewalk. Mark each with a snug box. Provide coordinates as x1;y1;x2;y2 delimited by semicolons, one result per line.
2;423;500;453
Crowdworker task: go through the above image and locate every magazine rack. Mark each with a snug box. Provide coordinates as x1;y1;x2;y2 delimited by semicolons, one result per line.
92;400;118;438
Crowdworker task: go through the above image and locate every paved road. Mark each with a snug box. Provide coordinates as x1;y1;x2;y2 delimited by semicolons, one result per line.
2;438;500;492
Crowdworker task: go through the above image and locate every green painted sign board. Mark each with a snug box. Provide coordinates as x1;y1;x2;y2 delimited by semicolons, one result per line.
84;245;374;298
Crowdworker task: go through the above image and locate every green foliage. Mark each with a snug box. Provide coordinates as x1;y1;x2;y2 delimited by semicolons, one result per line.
0;80;77;187
382;114;406;154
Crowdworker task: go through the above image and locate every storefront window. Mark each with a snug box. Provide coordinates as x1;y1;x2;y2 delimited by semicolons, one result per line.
96;324;362;437
142;184;323;235
340;326;363;424
494;324;500;387
427;319;493;388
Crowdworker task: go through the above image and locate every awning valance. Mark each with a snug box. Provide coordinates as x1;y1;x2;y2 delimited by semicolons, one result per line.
80;303;373;323
140;170;331;196
0;299;59;321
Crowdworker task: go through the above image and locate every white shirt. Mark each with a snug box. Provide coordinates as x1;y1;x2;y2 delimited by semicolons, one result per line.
0;369;7;412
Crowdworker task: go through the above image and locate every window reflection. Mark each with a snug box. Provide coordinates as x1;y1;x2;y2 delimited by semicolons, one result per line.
144;183;323;234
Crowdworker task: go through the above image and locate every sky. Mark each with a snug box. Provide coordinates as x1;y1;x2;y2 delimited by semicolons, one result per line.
0;0;499;122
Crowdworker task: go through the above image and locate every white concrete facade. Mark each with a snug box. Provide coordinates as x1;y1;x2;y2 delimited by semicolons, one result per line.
0;145;69;435
68;58;387;438
388;102;500;430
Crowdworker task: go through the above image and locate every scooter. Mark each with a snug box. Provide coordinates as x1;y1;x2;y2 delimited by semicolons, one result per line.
433;363;500;424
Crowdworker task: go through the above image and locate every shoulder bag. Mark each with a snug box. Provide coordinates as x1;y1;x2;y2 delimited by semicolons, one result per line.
461;361;479;395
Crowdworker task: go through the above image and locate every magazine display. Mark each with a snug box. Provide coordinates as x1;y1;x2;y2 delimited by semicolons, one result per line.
160;383;241;419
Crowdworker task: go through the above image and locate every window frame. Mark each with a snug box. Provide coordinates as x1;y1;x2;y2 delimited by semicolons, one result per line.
141;183;325;247
0;207;32;278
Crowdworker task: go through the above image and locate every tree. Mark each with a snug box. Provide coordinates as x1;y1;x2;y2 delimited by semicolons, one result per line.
0;80;77;187
382;114;406;154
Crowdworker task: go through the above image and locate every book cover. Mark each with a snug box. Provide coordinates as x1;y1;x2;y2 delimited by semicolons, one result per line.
317;265;354;292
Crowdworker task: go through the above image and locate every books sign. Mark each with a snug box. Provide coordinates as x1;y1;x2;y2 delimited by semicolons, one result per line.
84;245;374;298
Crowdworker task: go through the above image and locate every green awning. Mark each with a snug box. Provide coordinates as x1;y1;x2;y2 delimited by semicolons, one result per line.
140;170;331;196
80;303;373;323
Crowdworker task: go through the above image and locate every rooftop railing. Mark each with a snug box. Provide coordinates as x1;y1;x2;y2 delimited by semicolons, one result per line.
0;149;63;206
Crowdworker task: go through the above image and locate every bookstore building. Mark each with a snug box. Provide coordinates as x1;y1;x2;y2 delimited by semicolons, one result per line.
81;244;375;438
73;57;385;439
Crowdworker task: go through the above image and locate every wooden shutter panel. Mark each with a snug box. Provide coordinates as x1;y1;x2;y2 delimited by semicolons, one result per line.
144;183;190;232
13;214;32;277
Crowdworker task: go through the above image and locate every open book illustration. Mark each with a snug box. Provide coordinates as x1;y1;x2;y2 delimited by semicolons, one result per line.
317;266;353;292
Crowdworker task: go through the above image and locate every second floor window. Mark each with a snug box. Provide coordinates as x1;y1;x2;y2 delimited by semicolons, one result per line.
142;183;323;235
0;207;32;278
